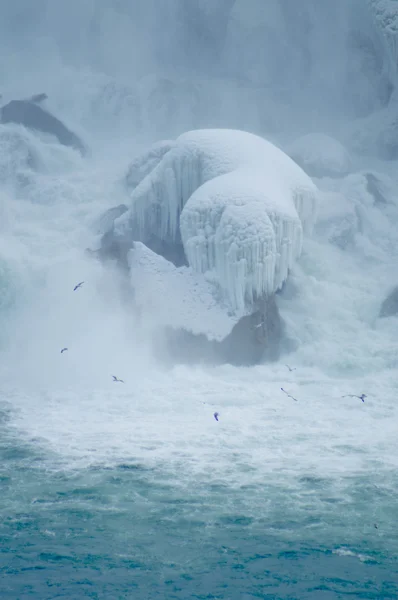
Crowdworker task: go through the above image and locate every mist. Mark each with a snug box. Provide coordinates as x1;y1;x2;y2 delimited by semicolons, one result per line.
0;0;394;144
1;2;398;598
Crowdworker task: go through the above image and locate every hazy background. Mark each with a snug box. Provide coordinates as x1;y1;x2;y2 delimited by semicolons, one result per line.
0;0;395;145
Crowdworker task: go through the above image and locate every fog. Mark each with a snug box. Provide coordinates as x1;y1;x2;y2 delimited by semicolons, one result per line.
0;0;395;144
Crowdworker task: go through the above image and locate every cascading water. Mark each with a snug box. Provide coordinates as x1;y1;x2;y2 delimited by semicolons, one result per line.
0;1;397;598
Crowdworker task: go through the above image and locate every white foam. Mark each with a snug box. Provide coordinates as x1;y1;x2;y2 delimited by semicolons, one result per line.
0;69;396;513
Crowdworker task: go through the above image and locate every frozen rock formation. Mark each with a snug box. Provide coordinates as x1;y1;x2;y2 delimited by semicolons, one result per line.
118;128;318;313
95;128;319;364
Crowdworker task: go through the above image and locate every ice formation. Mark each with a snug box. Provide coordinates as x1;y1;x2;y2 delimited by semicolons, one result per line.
180;169;302;310
287;133;352;179
125;139;175;189
119;129;319;312
128;242;244;340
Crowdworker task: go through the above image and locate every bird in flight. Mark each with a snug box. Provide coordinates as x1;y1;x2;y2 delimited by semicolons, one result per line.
73;281;84;291
112;375;124;383
342;393;366;403
285;365;296;372
60;347;68;354
281;387;298;401
213;412;219;421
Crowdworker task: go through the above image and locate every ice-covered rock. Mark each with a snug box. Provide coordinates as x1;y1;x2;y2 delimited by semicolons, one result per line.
287;133;352;178
180;168;302;310
125;140;174;189
128;242;242;341
117;128;318;313
129;242;285;365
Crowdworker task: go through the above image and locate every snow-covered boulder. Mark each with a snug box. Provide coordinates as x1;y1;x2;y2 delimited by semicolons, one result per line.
129;242;285;365
117;128;318;313
287;133;352;179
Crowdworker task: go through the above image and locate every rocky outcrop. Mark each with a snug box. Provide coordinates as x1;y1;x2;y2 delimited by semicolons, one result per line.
0;94;87;155
156;294;285;366
365;172;388;205
379;287;398;318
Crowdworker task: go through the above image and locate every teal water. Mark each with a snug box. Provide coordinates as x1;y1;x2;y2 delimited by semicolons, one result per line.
1;406;397;599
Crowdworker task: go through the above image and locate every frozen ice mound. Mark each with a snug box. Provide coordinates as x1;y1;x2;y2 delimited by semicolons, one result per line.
119;128;319;313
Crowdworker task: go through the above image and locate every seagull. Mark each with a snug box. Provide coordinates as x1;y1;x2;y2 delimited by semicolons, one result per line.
285;365;296;372
73;281;84;291
60;347;68;354
112;375;124;383
213;412;219;421
254;321;264;329
281;387;298;401
342;393;366;403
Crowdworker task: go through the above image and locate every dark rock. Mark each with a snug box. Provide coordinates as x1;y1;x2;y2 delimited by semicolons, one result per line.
0;96;86;155
156;293;284;366
365;173;387;205
379;286;398;318
220;295;284;365
86;230;134;271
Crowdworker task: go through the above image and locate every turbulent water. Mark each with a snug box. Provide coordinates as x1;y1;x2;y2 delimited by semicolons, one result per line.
1;1;398;598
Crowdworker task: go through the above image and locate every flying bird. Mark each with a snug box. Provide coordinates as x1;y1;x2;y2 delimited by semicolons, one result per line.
285;365;296;372
342;393;366;403
112;375;124;383
60;347;68;354
73;281;84;291
213;412;219;421
281;387;298;401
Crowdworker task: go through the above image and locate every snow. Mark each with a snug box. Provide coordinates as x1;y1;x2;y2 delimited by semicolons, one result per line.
287;133;352;178
128;242;245;340
119;129;318;311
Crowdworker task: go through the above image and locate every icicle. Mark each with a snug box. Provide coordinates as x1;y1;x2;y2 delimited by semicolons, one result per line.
123;129;318;312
